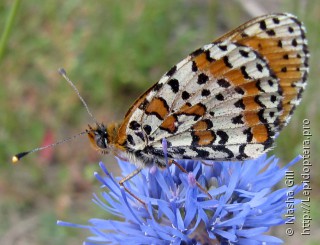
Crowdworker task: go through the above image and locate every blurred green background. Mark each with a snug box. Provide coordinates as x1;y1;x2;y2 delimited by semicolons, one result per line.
1;0;319;244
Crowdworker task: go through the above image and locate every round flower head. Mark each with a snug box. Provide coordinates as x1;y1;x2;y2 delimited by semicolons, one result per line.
58;153;302;245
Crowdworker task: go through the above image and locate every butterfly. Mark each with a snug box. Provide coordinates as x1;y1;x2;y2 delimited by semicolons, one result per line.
87;13;308;169
13;13;308;201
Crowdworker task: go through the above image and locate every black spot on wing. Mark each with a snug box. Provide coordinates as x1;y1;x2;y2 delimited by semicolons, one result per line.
223;56;233;68
240;66;251;79
215;93;224;101
153;83;163;92
192;147;209;158
263;138;274;150
272;17;280;24
237;144;249;160
127;134;135;146
266;29;276;36
213;145;234;159
203;119;213;129
234;99;245;109
143;125;152;135
129;121;140;130
292;39;298;47
232;115;244;124
201;89;210;97
217;78;230;88
135;131;144;141
216;130;228;144
182;91;190;100
205;50;215;62
235;87;245;95
259;20;267;30
288;26;294;33
239;49;249;58
256;63;263;72
190;48;203;57
243;128;253;142
197;73;209;85
166;65;177;76
168;79;179;93
254;95;267;108
218;44;228;51
191;61;198;72
138;99;149;110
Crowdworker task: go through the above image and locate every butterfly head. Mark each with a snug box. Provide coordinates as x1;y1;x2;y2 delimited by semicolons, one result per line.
87;123;110;153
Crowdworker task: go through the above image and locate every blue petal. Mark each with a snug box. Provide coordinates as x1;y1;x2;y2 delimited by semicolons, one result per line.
61;154;303;244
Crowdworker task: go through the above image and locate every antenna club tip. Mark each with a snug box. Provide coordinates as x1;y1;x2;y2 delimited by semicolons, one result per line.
12;151;29;163
58;68;66;76
12;155;20;164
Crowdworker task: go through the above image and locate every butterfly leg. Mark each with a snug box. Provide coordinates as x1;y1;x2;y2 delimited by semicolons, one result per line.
119;168;146;206
168;160;212;199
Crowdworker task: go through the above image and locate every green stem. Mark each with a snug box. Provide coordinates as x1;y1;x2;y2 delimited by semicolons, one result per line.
0;0;21;62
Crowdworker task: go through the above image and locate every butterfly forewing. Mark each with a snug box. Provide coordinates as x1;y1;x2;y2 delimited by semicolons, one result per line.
116;13;309;164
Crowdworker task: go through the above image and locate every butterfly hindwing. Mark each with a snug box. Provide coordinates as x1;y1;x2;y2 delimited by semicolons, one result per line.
218;13;309;128
116;13;308;162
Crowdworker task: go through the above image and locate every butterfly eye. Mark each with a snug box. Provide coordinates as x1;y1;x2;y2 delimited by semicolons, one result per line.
94;126;108;149
94;134;107;149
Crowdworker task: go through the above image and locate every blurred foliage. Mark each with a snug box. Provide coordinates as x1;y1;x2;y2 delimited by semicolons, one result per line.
0;0;319;244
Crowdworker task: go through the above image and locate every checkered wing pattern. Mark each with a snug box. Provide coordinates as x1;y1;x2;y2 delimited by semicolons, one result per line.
116;13;309;162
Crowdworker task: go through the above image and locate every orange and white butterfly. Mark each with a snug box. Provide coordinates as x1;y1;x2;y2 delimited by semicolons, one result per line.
87;13;308;169
14;13;308;180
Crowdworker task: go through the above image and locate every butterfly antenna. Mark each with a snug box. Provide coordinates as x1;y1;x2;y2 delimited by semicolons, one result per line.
12;68;98;163
12;131;88;163
58;68;99;124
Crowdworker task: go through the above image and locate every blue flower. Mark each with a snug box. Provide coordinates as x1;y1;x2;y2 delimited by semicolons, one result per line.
58;154;302;245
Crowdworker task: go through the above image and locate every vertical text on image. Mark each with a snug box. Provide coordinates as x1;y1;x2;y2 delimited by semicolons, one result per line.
301;119;311;236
